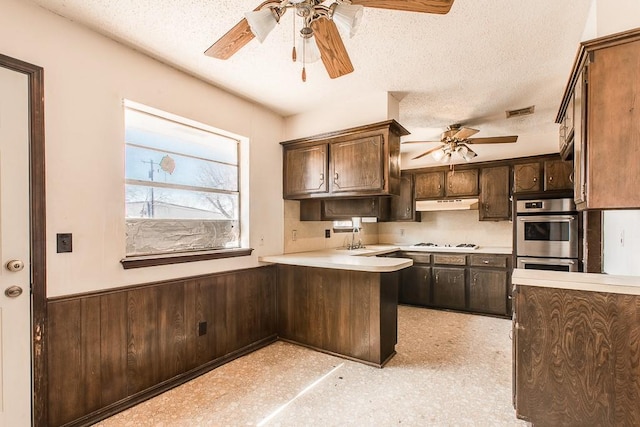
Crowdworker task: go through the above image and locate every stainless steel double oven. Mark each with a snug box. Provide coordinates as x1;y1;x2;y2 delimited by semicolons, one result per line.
515;198;580;272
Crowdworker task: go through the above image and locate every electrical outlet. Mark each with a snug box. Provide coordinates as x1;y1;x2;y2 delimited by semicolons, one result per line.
292;230;297;241
198;321;207;336
56;233;72;253
325;229;330;238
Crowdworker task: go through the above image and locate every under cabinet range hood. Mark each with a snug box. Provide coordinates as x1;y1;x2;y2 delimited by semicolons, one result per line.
416;198;479;212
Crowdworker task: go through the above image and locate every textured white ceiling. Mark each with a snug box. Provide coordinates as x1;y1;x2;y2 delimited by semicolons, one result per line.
26;0;593;167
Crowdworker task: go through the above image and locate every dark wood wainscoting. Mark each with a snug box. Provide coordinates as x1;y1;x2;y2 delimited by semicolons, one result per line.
47;266;277;427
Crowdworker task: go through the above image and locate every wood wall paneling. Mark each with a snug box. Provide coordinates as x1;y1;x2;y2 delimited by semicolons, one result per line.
47;266;277;426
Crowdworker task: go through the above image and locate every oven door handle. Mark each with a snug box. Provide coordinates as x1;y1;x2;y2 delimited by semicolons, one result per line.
518;215;576;222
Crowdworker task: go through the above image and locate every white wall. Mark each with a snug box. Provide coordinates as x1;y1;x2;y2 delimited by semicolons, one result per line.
592;0;640;276
378;211;513;247
0;0;285;297
602;211;640;276
284;91;400;140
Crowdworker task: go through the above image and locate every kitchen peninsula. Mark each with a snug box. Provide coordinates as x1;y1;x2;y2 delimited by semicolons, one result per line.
260;246;411;367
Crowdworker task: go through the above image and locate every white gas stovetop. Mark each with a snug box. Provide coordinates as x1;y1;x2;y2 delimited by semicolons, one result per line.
408;243;479;251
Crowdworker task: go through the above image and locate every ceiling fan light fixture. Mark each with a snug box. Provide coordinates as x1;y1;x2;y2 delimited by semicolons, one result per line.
296;31;321;63
330;3;364;38
458;145;477;161
431;148;446;161
245;8;279;43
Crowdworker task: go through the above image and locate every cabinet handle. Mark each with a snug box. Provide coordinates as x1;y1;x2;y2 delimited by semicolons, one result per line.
533;177;538;182
483;260;489;264
484;203;489;212
549;176;554;182
438;184;442;190
406;207;411;214
569;172;574;184
334;172;339;183
435;273;439;283
319;173;324;183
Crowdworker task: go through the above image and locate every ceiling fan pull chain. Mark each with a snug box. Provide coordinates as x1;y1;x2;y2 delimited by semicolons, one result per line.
301;30;307;82
291;12;297;62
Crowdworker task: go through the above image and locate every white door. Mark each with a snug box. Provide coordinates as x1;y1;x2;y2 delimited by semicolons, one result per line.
0;66;32;425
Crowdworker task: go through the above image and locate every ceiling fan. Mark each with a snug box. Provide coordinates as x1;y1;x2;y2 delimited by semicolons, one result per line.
403;124;518;162
204;0;455;81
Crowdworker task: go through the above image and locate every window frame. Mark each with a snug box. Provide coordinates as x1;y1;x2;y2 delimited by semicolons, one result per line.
121;100;252;268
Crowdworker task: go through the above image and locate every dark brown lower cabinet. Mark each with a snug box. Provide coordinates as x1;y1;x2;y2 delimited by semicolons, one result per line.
399;265;432;306
469;269;508;315
432;267;466;310
514;285;640;425
392;251;511;317
276;264;399;367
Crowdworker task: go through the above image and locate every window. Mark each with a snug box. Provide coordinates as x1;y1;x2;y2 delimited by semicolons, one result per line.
124;101;242;259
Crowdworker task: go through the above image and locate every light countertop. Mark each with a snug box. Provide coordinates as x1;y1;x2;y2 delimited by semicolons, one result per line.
259;244;512;272
259;245;411;272
512;268;640;296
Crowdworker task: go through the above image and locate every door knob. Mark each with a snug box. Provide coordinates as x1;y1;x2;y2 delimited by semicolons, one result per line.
5;286;23;298
6;259;24;272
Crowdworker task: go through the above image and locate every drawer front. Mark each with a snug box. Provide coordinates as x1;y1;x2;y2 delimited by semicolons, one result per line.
433;254;466;266
398;252;432;264
469;254;508;268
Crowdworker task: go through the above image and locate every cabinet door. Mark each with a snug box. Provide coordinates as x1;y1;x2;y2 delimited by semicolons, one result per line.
479;166;510;221
574;67;586;208
283;144;328;198
390;174;420;221
330;134;384;194
414;171;445;199
432;267;466;310
587;39;640;208
469;269;508;315
513;162;541;193
544;159;573;191
446;169;479;197
399;265;431;306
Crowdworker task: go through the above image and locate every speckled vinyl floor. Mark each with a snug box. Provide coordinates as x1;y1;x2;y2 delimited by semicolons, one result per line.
94;306;529;427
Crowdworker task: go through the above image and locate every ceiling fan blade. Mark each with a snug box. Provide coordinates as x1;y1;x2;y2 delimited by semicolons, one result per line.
349;0;454;14
204;18;255;59
453;127;479;140
401;140;441;144
467;136;518;144
412;145;443;160
311;18;354;79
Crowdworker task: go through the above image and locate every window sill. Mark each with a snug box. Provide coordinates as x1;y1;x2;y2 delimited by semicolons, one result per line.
120;248;254;269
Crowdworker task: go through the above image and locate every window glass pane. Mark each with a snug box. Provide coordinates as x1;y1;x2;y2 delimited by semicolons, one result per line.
125;109;238;165
126;184;238;220
125;145;238;191
124;102;243;256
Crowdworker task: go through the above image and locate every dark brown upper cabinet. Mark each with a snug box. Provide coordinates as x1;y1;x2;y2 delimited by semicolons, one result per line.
557;28;640;209
281;120;409;200
446;169;479;197
390;173;421;222
513;162;541;193
282;144;328;198
543;159;573;191
513;158;573;195
479;165;510;221
414;169;478;199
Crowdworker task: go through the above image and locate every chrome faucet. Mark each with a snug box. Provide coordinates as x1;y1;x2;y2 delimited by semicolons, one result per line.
346;217;364;250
